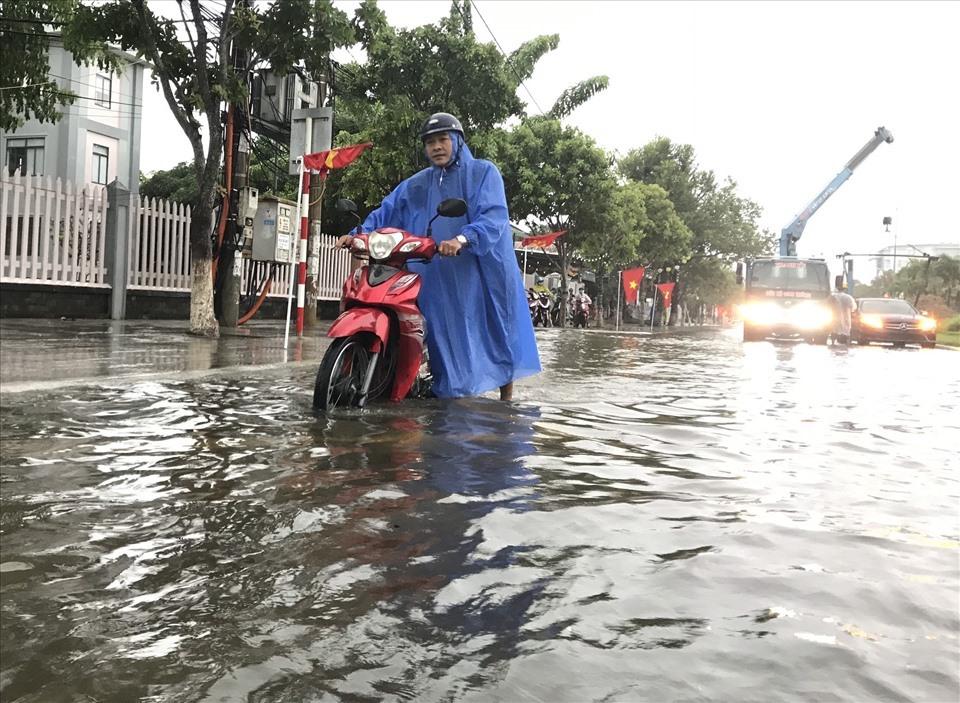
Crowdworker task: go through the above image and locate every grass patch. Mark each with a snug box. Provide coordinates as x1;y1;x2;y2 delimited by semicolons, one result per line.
937;330;960;347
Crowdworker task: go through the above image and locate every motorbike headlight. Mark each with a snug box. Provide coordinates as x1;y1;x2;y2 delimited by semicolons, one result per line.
918;316;937;331
368;231;403;260
861;314;884;329
790;302;833;330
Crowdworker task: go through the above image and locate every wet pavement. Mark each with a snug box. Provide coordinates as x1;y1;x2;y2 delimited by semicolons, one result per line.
1;320;958;702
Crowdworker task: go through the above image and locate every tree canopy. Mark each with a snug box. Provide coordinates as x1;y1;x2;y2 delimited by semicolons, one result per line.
856;256;960;309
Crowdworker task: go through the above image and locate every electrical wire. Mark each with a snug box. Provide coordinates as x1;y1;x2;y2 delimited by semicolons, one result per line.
50;90;142;108
464;0;545;115
0;83;53;91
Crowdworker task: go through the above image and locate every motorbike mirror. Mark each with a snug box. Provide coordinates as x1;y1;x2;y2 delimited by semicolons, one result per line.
335;198;358;213
735;262;743;285
437;198;467;218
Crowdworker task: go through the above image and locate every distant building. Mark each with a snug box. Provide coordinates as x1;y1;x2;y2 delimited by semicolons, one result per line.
872;242;960;276
0;38;146;191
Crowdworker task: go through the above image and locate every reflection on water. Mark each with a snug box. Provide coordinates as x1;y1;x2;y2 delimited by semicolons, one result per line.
1;330;958;702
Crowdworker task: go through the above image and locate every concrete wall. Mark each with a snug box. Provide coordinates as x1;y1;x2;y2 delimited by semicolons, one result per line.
1;284;110;319
1;284;339;321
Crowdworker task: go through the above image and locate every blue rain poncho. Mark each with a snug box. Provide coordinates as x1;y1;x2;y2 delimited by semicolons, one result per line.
362;135;541;398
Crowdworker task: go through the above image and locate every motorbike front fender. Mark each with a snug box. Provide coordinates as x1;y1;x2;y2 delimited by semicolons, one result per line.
327;308;390;350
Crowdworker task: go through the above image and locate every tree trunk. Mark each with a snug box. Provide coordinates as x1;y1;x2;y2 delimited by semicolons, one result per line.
596;269;605;328
557;240;568;327
304;177;324;328
669;278;685;326
189;190;219;337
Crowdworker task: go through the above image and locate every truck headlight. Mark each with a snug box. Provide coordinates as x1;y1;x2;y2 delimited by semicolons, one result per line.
740;302;779;325
790;302;833;330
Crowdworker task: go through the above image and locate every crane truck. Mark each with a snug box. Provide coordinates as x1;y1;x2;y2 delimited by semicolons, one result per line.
738;126;894;343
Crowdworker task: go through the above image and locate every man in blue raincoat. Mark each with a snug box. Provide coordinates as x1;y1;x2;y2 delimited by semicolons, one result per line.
338;112;540;400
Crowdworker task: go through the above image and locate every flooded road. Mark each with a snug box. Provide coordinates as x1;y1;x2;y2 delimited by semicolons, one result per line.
2;328;958;702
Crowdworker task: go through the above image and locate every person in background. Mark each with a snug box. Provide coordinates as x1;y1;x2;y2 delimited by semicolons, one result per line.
832;281;856;344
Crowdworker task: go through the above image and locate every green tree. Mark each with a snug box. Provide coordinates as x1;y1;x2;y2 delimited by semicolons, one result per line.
332;0;607;214
62;0;353;335
0;0;115;130
576;181;691;323
889;255;960;308
853;269;896;298
140;137;297;205
140;161;199;204
495;117;618;319
932;255;960;308
619;137;772;323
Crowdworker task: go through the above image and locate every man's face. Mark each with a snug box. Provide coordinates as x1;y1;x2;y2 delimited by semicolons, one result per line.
424;132;454;166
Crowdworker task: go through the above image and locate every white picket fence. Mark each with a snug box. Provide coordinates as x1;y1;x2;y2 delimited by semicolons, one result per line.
0;172;109;286
127;195;192;291
2;172;350;303
316;236;353;300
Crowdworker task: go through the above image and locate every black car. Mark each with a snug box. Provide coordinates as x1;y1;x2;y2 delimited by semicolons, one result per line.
852;298;937;348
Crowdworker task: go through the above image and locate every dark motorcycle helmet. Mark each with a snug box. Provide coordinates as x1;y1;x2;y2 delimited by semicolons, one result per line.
419;112;464;142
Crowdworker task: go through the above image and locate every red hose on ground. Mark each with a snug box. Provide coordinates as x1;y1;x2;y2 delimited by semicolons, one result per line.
237;274;273;325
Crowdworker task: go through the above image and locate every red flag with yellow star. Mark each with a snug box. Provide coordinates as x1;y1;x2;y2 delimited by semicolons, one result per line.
655;282;676;309
520;230;566;249
621;266;645;304
302;142;372;178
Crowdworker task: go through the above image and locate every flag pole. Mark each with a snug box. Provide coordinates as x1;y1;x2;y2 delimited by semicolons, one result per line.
650;284;657;332
284;159;305;349
523;246;528;280
616;270;622;332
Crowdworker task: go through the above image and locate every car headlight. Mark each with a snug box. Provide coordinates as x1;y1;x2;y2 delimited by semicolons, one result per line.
367;231;403;260
860;314;884;329
918;316;937;331
789;302;833;330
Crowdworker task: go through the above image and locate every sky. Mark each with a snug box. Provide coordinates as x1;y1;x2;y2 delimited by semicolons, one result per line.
140;0;960;265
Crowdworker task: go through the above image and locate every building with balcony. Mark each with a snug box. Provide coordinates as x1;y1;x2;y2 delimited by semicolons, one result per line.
1;38;146;191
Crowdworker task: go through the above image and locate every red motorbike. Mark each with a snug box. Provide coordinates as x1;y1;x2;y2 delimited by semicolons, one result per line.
312;197;467;411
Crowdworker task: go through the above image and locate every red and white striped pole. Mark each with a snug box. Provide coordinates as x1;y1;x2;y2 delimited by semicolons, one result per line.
296;170;311;336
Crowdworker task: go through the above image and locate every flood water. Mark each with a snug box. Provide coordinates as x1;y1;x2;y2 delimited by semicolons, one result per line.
1;328;958;702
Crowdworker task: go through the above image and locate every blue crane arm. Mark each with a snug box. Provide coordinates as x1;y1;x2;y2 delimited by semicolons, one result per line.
779;126;894;256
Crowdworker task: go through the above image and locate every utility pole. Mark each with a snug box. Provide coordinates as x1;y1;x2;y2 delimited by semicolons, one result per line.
216;0;252;327
304;80;332;329
305;152;323;328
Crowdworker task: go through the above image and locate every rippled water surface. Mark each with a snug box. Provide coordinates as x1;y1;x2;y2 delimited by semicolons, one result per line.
2;329;958;702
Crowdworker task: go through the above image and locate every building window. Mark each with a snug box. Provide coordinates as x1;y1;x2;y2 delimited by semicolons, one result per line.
5;137;45;176
92;144;109;184
95;74;112;108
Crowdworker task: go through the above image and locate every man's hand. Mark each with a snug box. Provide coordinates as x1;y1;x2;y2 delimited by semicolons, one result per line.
336;235;354;249
438;238;464;257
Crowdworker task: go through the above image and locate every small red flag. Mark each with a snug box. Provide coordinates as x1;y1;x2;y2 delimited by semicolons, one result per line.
621;266;645;304
656;282;676;309
521;230;566;249
302;142;372;178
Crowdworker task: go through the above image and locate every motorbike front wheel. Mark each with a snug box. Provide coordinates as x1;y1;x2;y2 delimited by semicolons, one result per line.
313;335;374;411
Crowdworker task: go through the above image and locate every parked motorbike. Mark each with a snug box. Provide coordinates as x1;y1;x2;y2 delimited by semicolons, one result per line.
532;291;553;327
312;197;468;411
527;289;539;324
550;294;564;327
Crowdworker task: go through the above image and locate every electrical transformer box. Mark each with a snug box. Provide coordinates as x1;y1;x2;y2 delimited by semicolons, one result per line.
252;197;297;264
